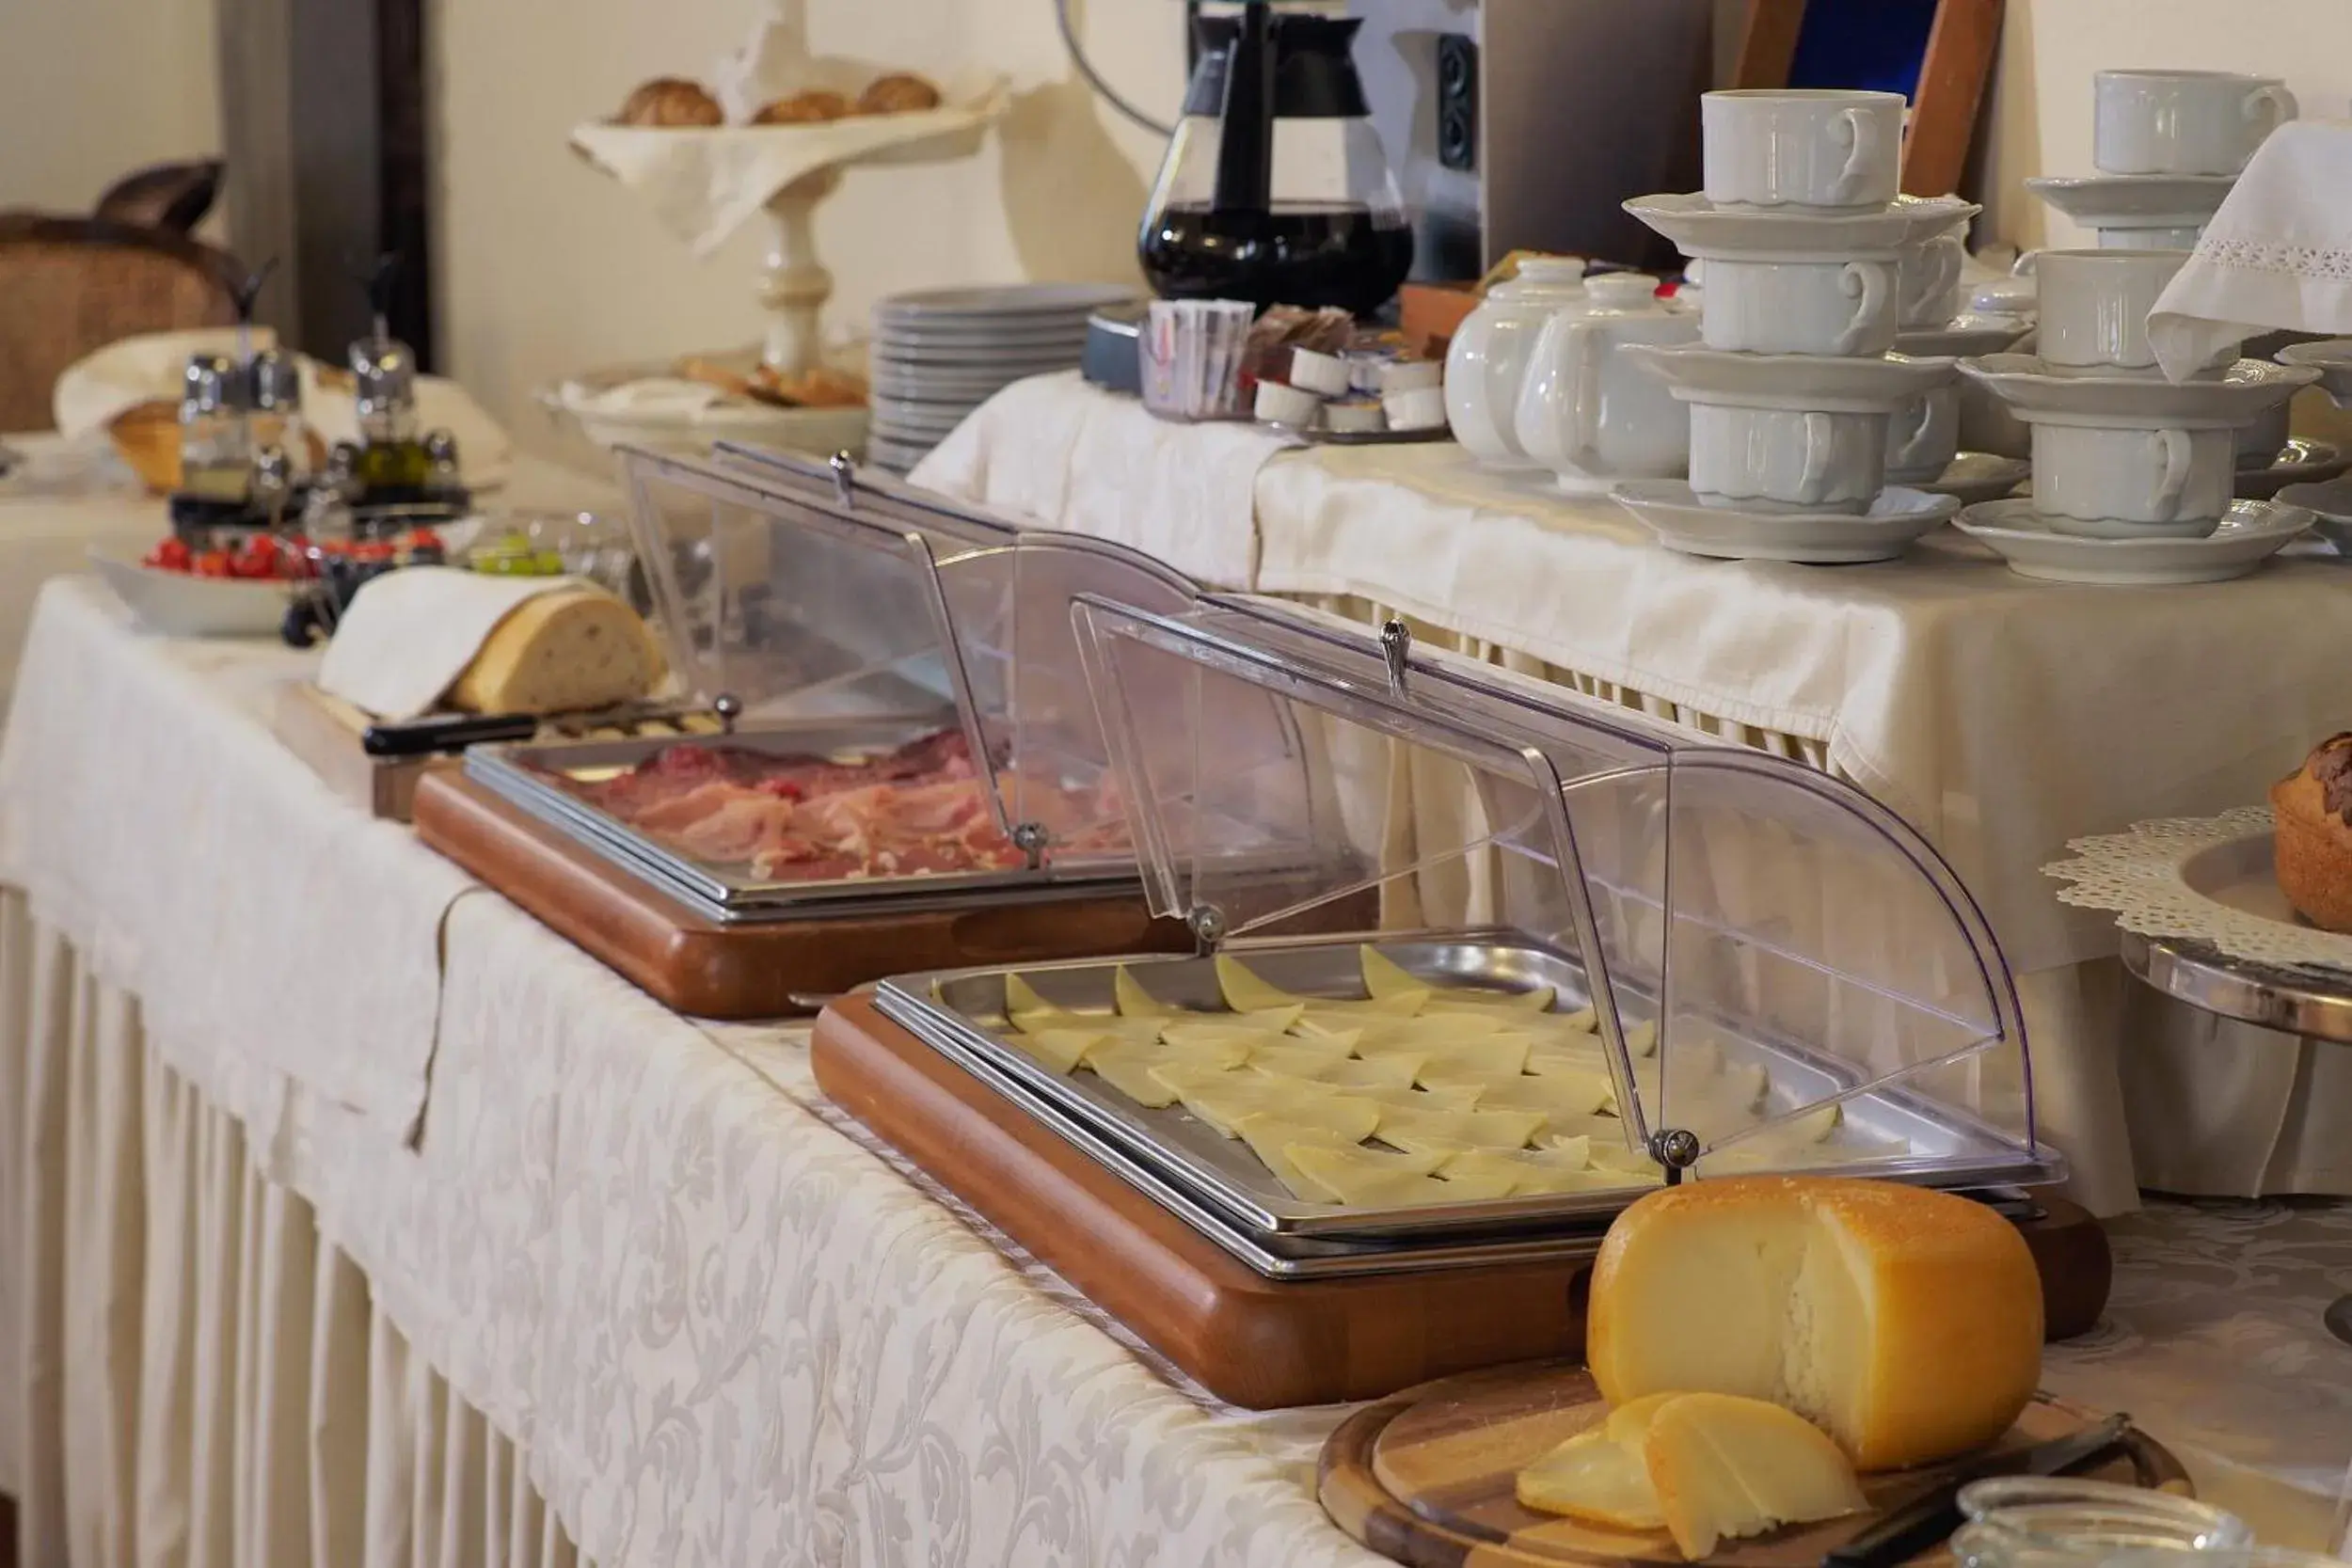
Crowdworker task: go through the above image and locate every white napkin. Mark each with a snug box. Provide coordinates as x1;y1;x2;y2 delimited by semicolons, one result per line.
2149;119;2352;381
569;18;1009;259
558;376;728;419
317;566;586;720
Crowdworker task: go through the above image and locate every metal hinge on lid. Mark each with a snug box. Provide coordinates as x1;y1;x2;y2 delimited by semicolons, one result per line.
1648;1126;1700;1185
1185;902;1229;954
711;693;742;735
1380;618;1411;699
1010;820;1048;871
829;450;857;507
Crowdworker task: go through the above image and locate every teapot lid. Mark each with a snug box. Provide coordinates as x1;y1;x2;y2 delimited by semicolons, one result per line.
1583;273;1661;308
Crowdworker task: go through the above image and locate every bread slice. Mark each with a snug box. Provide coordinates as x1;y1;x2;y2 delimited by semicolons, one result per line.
2271;740;2352;932
446;587;663;716
1584;1176;2042;1470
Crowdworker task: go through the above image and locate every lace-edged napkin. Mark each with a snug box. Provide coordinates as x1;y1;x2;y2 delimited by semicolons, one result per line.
2148;119;2352;381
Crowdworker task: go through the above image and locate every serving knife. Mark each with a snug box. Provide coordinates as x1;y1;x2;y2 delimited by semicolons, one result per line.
360;701;714;757
1820;1412;2134;1568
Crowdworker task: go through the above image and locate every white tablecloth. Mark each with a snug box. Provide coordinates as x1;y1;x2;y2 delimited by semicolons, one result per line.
914;375;2352;1217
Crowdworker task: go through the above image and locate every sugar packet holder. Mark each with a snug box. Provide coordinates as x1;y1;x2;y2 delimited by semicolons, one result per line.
1141;299;1257;421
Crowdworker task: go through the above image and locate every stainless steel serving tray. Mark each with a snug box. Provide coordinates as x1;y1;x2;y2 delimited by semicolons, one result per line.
463;714;1140;926
875;934;2058;1244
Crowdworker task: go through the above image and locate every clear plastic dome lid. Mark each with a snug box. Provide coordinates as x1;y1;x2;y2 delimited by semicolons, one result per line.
1068;591;2060;1185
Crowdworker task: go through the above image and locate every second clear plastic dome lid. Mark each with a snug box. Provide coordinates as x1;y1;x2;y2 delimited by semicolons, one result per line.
1070;591;2058;1186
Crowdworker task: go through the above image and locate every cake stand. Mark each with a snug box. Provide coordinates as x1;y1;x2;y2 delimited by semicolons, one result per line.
2046;810;2352;1345
560;12;1009;460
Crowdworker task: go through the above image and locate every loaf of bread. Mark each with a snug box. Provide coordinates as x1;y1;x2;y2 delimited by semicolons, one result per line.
447;587;664;716
754;88;850;124
856;72;942;115
617;77;723;128
2272;735;2352;931
1584;1176;2042;1470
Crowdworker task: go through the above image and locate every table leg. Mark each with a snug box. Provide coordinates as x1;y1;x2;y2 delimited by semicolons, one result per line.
2326;1292;2352;1348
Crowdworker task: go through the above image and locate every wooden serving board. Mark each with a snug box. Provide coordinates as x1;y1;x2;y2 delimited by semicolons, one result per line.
272;682;437;821
413;772;1194;1019
811;993;1594;1409
1319;1363;2187;1568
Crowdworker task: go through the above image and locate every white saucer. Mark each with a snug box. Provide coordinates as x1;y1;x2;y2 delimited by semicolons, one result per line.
1896;319;2028;358
1958;355;2320;428
1954;497;2313;584
1623;344;1956;414
1910;451;2031;506
875;283;1138;323
2238;438;2350;500
2276;340;2352;408
2023;174;2234;230
1613;480;1959;563
2274;476;2352;554
1622;192;1979;260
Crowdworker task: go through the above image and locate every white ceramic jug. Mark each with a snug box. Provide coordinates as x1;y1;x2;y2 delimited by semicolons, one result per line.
1514;274;1696;494
1444;257;1588;467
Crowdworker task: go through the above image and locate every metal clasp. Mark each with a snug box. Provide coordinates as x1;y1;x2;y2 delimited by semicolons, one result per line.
1184;903;1228;953
1649;1127;1700;1185
829;451;856;507
711;693;742;735
1010;820;1048;871
1380;619;1412;699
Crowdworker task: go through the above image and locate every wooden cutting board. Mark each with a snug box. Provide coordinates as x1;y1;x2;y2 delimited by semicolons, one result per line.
1319;1363;2187;1568
414;771;1193;1018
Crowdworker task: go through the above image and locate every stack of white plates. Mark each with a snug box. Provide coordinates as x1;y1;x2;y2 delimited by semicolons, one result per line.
867;282;1138;473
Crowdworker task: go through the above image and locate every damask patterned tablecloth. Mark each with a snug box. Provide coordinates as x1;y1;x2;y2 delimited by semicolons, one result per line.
0;565;2347;1566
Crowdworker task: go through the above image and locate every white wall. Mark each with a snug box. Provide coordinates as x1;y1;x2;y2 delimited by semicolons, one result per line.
0;0;220;215
428;0;1182;443
1978;0;2352;250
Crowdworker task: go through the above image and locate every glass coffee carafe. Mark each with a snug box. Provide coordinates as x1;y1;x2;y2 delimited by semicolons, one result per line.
1137;1;1414;317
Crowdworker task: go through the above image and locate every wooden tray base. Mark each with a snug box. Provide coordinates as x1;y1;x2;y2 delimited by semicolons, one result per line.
810;998;2114;1408
812;993;1593;1409
1319;1362;2185;1568
272;682;439;821
413;772;1192;1019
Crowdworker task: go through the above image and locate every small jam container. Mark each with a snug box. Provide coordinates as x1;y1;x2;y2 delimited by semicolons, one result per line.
1382;384;1448;432
1288;347;1353;398
1377;358;1444;395
1254;380;1324;428
1324;399;1387;435
1951;1478;2251;1568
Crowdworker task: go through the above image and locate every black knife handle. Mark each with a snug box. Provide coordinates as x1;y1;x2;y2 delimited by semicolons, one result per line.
1822;1420;2131;1568
361;712;538;756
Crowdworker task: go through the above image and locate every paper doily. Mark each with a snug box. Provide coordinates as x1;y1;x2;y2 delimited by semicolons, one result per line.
2044;806;2352;975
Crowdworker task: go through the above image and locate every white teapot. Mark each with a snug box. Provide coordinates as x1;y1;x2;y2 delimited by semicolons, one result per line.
1444;257;1589;468
1514;273;1696;494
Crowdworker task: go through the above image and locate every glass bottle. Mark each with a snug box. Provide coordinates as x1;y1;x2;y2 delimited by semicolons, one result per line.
247;350;310;479
1950;1477;2251;1568
178;355;250;501
350;329;432;493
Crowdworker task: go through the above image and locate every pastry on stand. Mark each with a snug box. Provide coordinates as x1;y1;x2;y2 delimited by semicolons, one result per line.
560;9;1009;460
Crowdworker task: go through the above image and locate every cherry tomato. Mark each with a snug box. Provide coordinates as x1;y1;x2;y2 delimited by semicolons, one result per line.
192;549;234;578
405;527;442;552
143;537;194;572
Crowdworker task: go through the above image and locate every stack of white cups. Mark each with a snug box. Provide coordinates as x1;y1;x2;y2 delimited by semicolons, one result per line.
1609;89;1976;563
1951;248;2318;579
2027;70;2296;250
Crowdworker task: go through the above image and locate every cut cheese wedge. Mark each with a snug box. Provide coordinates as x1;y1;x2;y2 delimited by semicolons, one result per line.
1515;1426;1665;1529
1084;1043;1192;1107
1114;966;1181;1018
1643;1393;1867;1558
1472;1070;1613;1119
1587;1177;2044;1470
1375;1105;1549;1158
1007;1028;1108;1074
1002;973;1061;1016
1159;1020;1295;1053
1286;1144;1502;1207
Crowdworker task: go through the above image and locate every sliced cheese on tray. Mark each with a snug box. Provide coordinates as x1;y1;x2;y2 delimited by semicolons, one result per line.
1410;1034;1531;1080
1113;965;1181;1017
1236;1120;1379;1202
1007;1028;1108;1075
1286;1144;1505;1207
1242;1038;1356;1077
1082;1041;1241;1108
1174;1074;1380;1142
1213;955;1302;1013
1159;1019;1295;1053
1312;1055;1421;1092
1375;1105;1549;1158
1364;944;1559;1011
1452;1070;1613;1120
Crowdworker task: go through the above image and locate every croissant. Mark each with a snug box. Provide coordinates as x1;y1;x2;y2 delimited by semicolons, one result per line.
855;73;943;115
755;89;851;124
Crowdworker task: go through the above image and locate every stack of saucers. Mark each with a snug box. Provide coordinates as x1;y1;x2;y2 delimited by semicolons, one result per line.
867;282;1138;473
1612;88;1974;563
1953;248;2320;585
2026;70;2295;250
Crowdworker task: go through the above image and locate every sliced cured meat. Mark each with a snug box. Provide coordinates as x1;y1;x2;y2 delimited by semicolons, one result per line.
665;794;800;863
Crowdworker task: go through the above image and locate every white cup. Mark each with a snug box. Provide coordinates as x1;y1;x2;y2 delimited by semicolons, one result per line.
1898;233;1966;328
1699;256;1899;356
2036;249;2236;379
2094;70;2297;177
2235;399;2291;465
1689;404;1887;514
1886;385;1961;483
2031;422;2234;536
1703;89;1907;212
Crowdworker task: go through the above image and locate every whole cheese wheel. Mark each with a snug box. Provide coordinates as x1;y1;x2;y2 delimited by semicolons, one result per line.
447;587;664;716
1585;1176;2042;1470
